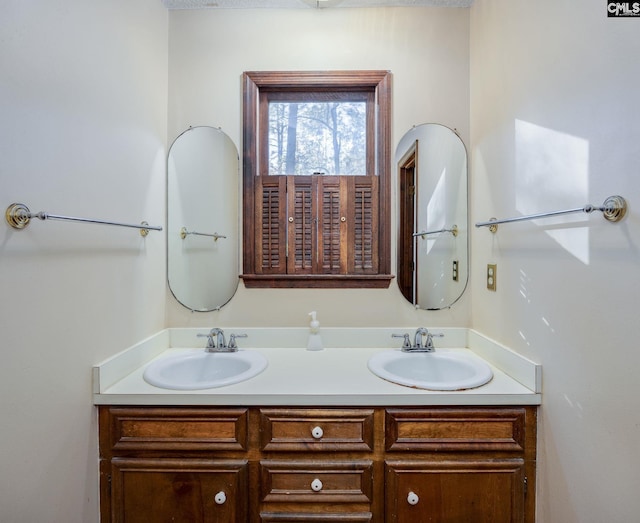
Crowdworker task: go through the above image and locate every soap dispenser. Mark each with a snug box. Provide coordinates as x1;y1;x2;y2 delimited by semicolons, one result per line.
306;311;324;351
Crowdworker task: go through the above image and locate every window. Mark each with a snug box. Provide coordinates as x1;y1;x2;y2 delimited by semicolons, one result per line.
267;95;368;176
242;71;392;288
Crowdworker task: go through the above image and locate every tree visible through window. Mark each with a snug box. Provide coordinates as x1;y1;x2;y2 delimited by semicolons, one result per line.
242;71;392;288
268;100;367;176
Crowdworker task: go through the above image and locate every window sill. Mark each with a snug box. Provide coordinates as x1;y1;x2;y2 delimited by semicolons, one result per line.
241;274;394;289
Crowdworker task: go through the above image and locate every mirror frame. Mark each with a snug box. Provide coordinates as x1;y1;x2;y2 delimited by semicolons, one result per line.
395;123;469;310
167;126;240;312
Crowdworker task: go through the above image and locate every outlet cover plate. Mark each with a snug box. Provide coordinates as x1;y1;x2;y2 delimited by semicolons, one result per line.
487;264;497;291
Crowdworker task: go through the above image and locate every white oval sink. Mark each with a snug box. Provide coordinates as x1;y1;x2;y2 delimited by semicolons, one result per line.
143;350;268;390
368;350;493;391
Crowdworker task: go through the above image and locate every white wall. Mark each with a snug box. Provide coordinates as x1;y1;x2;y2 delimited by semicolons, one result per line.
470;0;640;520
0;1;167;521
166;7;471;327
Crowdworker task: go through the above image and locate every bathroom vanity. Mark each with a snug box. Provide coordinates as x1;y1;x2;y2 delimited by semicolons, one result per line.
94;328;541;523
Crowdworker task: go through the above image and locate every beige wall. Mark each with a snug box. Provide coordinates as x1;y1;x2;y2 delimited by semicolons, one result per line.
166;7;471;328
470;0;640;520
0;1;167;521
6;1;636;520
1;5;470;520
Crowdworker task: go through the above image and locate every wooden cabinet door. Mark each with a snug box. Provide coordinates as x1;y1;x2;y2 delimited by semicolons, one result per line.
385;460;526;523
109;458;247;523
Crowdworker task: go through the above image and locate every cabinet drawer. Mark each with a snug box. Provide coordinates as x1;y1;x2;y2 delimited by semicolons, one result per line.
386;408;527;452
101;407;248;452
259;409;374;451
260;460;373;504
261;513;372;522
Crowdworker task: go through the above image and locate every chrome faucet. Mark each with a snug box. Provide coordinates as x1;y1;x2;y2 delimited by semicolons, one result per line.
414;327;429;349
213;328;227;350
392;328;443;352
197;328;247;352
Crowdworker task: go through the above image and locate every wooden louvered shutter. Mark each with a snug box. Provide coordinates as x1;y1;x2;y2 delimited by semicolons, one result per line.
349;176;378;274
255;174;379;278
287;176;316;274
317;177;347;274
255;176;286;274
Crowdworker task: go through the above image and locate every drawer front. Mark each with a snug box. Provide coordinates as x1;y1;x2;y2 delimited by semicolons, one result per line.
261;513;372;522
101;407;248;452
259;409;374;451
260;460;374;504
386;408;527;452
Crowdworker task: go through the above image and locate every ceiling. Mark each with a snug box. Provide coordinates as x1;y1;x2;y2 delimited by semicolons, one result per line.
162;0;473;9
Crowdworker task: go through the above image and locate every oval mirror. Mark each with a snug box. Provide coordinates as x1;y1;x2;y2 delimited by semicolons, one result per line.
167;126;239;311
396;123;468;310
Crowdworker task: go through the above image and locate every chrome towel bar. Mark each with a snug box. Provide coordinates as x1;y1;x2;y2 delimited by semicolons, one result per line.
413;225;458;238
475;195;627;233
180;227;227;241
5;203;162;237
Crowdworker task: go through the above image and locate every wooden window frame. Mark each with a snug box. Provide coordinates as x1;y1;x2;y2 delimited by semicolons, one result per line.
241;70;393;289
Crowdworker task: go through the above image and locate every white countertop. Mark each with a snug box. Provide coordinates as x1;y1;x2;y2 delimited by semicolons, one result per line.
93;328;541;406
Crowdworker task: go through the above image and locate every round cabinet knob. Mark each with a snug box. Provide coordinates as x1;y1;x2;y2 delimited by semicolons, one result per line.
214;491;227;505
407;491;419;505
311;478;323;492
311;426;324;439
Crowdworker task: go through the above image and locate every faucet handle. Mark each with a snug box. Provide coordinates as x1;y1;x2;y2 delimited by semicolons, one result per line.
392;333;412;350
227;333;248;350
424;331;444;349
197;332;216;349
